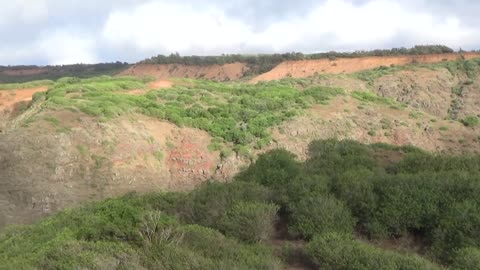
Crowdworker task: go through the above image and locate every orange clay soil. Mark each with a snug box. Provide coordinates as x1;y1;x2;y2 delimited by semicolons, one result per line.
251;52;480;82
119;62;249;81
0;86;48;112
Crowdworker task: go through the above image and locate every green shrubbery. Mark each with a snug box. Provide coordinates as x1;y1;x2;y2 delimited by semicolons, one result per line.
289;195;355;239
461;115;479;127
220;202;279;243
41;76;345;152
306;233;441;270
2;139;480;269
451;247;480;270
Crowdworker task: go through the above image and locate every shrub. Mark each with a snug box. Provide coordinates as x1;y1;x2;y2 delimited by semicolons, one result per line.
289;195;355;239
451;247;480;270
306;232;441;270
220;202;279;243
461;115;479;127
186;181;272;229
431;200;480;262
333;169;377;229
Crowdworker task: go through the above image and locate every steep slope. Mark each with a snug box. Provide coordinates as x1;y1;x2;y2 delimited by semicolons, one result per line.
0;110;244;228
119;62;249;81
2;59;480;230
271;95;480;160
251;52;480;82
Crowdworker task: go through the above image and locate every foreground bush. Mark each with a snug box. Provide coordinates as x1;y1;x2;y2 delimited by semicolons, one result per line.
289;195;355;239
451;247;480;270
306;233;441;270
220;202;279;243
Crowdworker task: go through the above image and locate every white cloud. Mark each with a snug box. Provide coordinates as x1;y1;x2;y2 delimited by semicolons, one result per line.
38;31;99;65
101;0;480;58
0;0;49;26
0;0;479;65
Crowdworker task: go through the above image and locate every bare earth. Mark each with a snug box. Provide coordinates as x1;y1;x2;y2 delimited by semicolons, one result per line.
251;52;480;82
119;62;249;81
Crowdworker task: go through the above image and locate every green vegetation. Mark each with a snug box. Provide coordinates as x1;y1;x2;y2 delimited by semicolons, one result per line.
3;139;480;269
41;76;344;152
351;90;399;106
461;115;479;127
0;79;54;90
306;233;441;270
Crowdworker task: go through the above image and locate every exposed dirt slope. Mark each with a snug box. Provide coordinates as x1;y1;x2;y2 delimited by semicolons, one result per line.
0;110;244;228
0;86;49;132
119;62;249;81
372;67;480;119
251;53;480;82
272;96;480;160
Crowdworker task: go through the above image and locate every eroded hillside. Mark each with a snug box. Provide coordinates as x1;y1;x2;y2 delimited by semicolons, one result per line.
1;57;480;230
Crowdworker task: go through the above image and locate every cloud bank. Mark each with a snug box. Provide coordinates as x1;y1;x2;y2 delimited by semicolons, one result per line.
0;0;478;65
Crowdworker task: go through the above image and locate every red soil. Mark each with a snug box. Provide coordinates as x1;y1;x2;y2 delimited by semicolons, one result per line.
251;52;480;82
119;62;249;81
0;86;48;112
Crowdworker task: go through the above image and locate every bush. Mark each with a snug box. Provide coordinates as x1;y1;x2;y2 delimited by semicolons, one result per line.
289;195;355;239
451;247;480;270
306;233;441;270
333;169;377;229
220;202;279;243
461;115;479;127
431;200;480;262
186;181;272;229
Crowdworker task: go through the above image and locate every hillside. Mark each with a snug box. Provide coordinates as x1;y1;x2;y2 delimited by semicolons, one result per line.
1;57;480;232
1;52;480;269
119;62;249;81
251;52;480;82
2;140;480;269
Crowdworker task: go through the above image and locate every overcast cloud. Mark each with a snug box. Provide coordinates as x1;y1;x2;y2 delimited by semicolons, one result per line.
0;0;478;65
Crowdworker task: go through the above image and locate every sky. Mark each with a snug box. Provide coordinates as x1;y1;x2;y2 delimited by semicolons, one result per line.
0;0;479;65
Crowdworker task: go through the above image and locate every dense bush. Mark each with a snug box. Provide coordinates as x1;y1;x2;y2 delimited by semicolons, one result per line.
184;181;273;228
219;202;279;243
289;195;355;239
451;247;480;270
306;232;441;270
2;139;480;269
333;169;377;230
431;200;480;262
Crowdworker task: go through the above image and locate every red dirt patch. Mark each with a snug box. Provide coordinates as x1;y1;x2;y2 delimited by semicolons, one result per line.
0;86;48;113
119;62;249;81
251;52;480;82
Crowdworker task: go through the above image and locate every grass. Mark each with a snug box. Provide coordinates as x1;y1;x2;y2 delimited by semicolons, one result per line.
0;79;54;90
41;76;345;153
351;91;399;107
